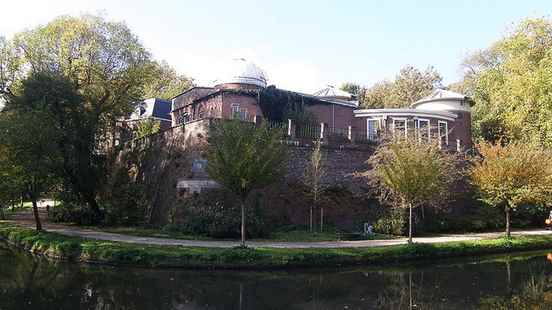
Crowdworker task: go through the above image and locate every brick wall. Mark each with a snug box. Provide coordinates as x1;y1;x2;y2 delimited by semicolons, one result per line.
306;104;355;129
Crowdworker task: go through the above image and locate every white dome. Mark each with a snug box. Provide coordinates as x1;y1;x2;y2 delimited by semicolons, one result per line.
216;58;268;88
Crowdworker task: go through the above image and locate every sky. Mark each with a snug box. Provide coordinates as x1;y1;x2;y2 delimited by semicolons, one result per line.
1;0;551;93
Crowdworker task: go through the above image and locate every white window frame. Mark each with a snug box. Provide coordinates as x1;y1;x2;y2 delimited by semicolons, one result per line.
416;118;431;143
231;103;240;119
231;103;248;121
392;118;407;139
438;120;449;146
366;118;379;141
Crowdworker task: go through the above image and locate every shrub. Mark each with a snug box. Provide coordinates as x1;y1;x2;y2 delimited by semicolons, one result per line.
49;202;103;226
173;190;268;239
374;207;408;235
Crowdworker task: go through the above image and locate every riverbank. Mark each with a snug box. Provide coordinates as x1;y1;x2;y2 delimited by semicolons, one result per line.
3;222;552;269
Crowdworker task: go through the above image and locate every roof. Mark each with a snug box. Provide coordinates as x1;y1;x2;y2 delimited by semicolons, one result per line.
410;89;472;108
214;58;268;88
172;87;217;111
129;98;172;121
313;85;354;99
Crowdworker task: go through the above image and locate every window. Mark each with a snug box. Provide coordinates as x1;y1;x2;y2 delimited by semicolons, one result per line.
417;119;430;143
178;112;189;124
367;119;379;141
231;103;240;119
438;121;448;147
393;118;407;139
231;103;248;121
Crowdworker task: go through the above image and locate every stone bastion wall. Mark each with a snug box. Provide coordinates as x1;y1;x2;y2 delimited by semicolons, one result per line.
117;119;375;224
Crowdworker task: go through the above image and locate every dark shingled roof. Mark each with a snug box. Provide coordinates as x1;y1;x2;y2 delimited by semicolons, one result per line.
172;87;217;111
129;98;172;121
151;98;171;120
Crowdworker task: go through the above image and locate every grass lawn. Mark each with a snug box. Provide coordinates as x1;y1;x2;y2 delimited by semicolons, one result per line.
2;221;552;269
97;226;396;242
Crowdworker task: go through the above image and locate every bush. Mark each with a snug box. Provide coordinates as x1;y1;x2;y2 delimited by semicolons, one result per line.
374;207;408;235
100;165;147;226
172;190;268;239
49;202;103;226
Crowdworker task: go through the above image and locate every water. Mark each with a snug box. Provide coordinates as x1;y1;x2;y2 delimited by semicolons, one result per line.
1;242;552;310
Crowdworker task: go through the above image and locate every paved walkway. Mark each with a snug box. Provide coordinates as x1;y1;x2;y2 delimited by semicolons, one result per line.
5;209;552;249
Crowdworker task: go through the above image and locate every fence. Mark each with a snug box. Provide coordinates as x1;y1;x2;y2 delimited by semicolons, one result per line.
270;120;374;145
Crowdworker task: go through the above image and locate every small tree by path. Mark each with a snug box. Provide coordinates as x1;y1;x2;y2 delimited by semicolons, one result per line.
304;140;326;233
0;107;59;231
470;141;552;238
207;120;286;247
365;138;461;244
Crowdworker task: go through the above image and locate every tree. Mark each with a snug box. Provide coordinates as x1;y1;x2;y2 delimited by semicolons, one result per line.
0;14;155;217
303;140;325;232
206;120;286;247
135;119;161;139
470;141;552;238
360;66;442;108
0;95;61;230
366;138;460;243
458;18;552;146
143;60;194;100
339;82;361;96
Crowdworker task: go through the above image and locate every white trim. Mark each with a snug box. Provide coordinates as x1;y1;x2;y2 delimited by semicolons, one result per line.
392;118;407;139
416;118;431;143
366;118;379;141
353;108;457;122
438;120;449;146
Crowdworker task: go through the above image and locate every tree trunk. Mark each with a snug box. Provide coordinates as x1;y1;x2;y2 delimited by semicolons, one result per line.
320;206;324;233
408;203;413;244
85;195;102;222
31;198;42;231
505;205;511;239
309;205;313;233
240;200;246;248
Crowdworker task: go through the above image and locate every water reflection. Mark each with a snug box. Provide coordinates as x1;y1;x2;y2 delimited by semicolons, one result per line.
2;242;552;309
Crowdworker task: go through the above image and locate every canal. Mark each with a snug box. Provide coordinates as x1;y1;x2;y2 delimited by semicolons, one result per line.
1;242;551;309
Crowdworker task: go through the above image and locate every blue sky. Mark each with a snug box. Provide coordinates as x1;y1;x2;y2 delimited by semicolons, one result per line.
1;0;551;93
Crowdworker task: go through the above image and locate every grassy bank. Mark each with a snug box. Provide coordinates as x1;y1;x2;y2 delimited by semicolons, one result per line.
2;222;552;269
98;226;394;242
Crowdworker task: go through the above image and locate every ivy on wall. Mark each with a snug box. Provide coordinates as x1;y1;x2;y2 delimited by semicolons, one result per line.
259;86;317;124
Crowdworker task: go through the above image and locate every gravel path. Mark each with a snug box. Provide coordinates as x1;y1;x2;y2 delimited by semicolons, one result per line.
6;209;552;249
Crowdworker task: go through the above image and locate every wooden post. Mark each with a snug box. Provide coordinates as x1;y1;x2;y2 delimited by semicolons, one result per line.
347;125;352;141
320;123;325;140
456;139;461;152
438;138;442;150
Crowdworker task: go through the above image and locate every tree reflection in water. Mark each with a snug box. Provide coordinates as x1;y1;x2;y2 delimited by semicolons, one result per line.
2;243;552;309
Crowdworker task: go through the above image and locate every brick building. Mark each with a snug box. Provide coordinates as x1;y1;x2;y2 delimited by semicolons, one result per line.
168;58;472;150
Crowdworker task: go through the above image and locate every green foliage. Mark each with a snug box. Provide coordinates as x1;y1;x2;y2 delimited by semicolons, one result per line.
369;139;461;208
259;86;317;123
459;18;552;145
359;66;442;108
207;120;286;200
172;190;267;238
49;202;102;226
207;120;286;245
3;222;552;269
374;207;408;235
143;60;194;99
470;141;552;237
135;119;161;139
339;82;361;95
0;14;163;216
366;138;462;241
